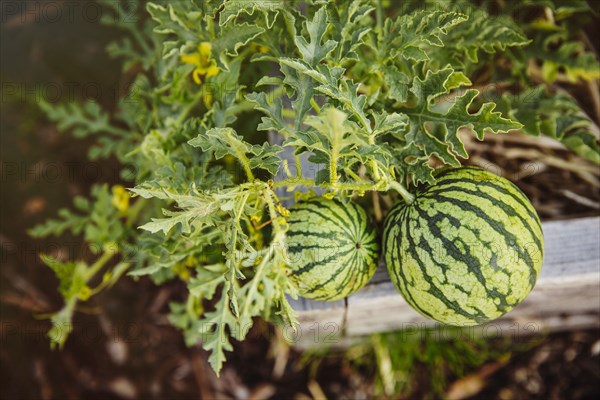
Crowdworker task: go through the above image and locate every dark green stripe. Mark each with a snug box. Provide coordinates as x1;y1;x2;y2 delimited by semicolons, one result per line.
422;193;538;285
413;206;512;319
310;251;360;296
405;213;486;322
293;204;353;237
388;206;436;319
309;251;360;297
291;246;355;276
421;185;543;256
419;232;513;311
433;166;484;182
430;176;542;233
287;243;351;253
286;230;343;240
338;200;362;231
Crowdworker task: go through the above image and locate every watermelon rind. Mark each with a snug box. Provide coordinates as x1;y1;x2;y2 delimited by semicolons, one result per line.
286;198;379;301
383;166;544;326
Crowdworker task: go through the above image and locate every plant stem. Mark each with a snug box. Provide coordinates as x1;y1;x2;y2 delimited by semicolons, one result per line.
294;154;303;178
273;177;378;192
271;175;415;203
329;151;338;188
263;188;284;236
388;181;415;204
227;131;255;181
126;197;147;227
271;178;314;189
84;247;116;281
376;0;383;33
175;91;204;126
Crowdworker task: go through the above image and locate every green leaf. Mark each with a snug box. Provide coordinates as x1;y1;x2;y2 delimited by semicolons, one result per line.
28;208;88;238
248;143;285;176
219;0;285;29
212;23;265;69
280;62;316;130
372;111;410;138
375;10;467;61
38;99;131;160
401;68;521;165
189;264;227;300
246;92;288;133
294;7;338;66
392;142;436;186
136;193;220;235
403;46;430;62
444;13;530;64
326;0;374;62
200;281;238;374
146;2;200;41
378;64;411;103
188;127;282;176
29;185;124;247
41;255;88;299
535;36;600;82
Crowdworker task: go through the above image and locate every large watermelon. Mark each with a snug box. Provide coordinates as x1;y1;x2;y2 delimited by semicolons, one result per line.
383;167;544;325
286;198;379;301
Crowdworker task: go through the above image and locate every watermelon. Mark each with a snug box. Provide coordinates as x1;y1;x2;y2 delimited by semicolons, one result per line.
383;167;544;325
286;198;379;301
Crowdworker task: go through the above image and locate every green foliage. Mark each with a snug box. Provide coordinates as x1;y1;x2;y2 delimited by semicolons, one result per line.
522;5;600;83
188;127;283;177
29;185;125;245
399;68;521;165
30;0;599;375
499;87;600;163
41;248;129;349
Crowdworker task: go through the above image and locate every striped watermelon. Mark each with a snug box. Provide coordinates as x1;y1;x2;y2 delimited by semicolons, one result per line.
383;167;544;325
286;198;379;301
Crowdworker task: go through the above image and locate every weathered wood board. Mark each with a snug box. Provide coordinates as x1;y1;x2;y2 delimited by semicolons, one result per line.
288;217;600;346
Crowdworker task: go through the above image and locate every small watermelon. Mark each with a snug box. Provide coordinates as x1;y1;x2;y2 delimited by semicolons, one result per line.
383;167;544;325
286;198;379;301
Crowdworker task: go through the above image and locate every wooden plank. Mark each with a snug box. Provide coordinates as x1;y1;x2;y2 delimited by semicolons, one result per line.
290;217;600;345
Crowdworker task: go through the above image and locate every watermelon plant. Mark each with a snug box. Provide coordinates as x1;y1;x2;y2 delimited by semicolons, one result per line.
29;0;598;374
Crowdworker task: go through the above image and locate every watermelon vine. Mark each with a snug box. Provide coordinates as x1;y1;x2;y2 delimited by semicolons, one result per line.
29;0;599;374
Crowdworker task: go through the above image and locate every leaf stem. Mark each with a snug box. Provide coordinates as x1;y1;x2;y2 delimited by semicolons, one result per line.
329;151;338;188
294;154;303;178
126;197;147;227
376;0;383;33
227;131;255;181
271;175;414;203
388;181;415;204
84;246;116;281
175;91;204;126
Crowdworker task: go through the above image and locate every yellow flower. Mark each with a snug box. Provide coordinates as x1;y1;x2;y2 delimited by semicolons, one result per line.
250;43;269;54
111;185;130;215
172;262;191;281
181;42;220;84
